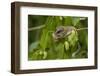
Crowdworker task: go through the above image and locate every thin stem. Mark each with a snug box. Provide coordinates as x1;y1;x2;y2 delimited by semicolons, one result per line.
28;25;88;32
76;27;88;31
28;25;45;31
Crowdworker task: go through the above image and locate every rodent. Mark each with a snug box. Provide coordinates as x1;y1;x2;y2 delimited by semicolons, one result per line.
52;26;87;40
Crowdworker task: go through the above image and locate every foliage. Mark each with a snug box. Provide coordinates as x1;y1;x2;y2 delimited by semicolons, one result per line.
28;15;88;60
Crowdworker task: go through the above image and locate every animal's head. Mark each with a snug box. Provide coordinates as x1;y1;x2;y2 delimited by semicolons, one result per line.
52;26;75;41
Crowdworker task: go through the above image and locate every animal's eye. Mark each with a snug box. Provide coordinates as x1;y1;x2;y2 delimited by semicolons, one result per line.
56;29;63;34
56;27;64;34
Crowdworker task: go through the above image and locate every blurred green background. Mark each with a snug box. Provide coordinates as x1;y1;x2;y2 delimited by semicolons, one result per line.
28;15;88;60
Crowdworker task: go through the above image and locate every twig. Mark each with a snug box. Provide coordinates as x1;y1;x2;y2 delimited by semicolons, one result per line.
28;25;45;31
28;25;88;32
76;28;88;31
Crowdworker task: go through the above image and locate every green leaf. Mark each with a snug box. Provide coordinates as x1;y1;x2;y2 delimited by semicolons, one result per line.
67;30;78;47
75;50;87;58
72;17;80;26
56;42;64;59
78;30;88;49
43;51;47;59
40;17;55;50
64;41;69;51
55;16;62;27
29;41;39;52
46;47;57;59
63;16;73;26
28;50;40;60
